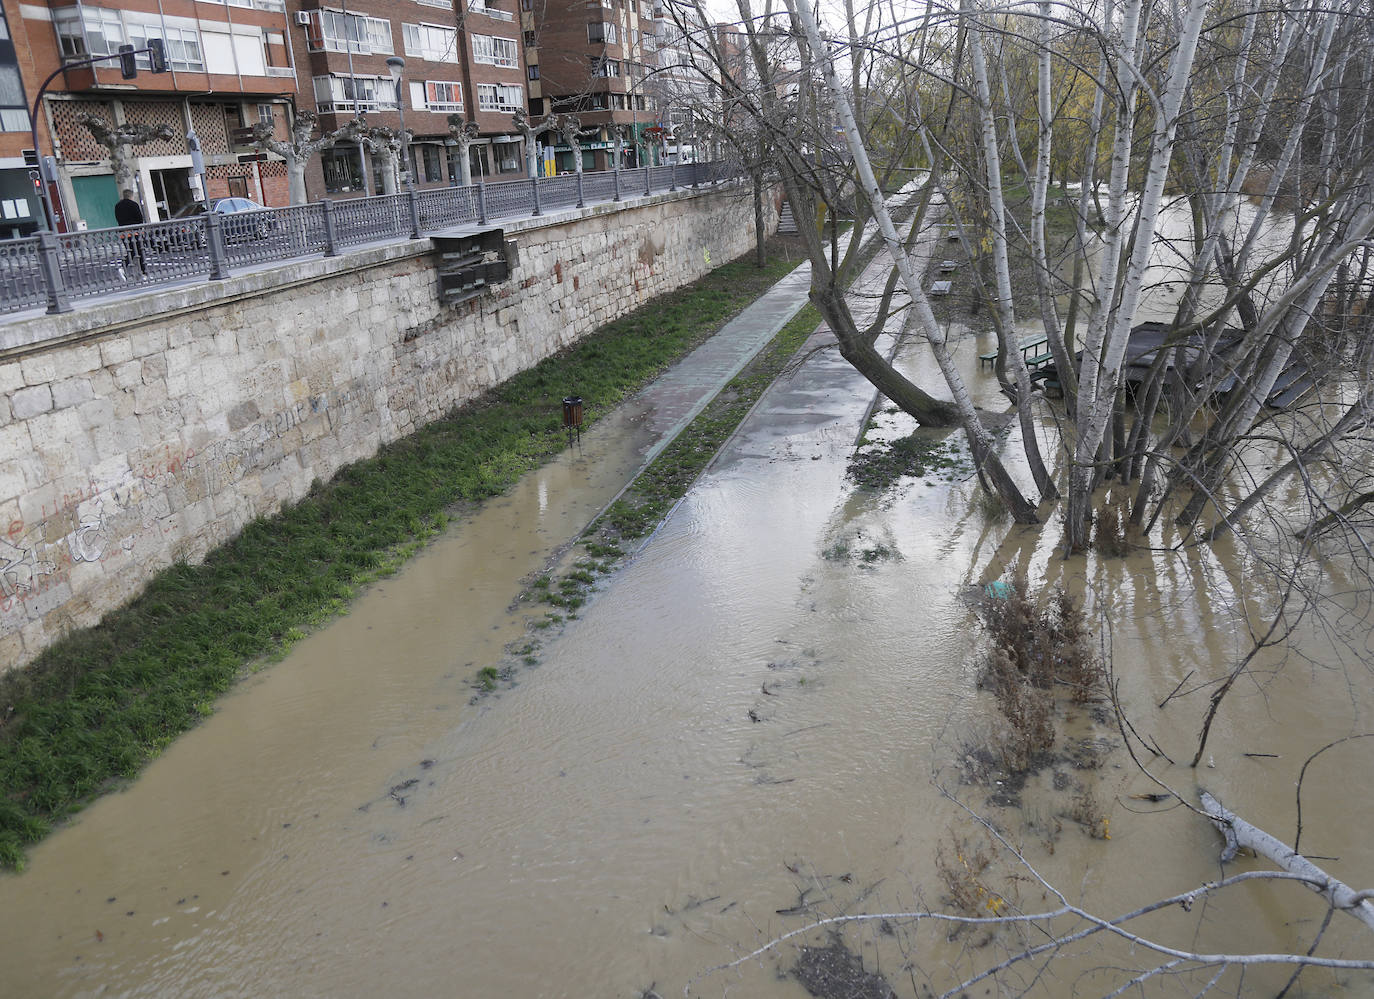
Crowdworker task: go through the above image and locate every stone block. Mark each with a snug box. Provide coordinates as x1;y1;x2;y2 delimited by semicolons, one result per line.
20;353;59;386
12;383;53;419
50;345;101;382
0;360;25;394
112;359;142;389
129;328;169;357
52;377;95;410
132;381;169;414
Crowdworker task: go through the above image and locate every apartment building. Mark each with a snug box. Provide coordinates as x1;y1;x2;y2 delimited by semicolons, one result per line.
527;0;649;171
287;0;530;199
12;0;299;229
0;0;40;238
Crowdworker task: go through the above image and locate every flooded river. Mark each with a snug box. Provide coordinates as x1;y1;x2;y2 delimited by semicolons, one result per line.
3;253;1373;998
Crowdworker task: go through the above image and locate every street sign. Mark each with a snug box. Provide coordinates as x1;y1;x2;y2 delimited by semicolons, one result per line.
236;152;268;163
230;127;258;145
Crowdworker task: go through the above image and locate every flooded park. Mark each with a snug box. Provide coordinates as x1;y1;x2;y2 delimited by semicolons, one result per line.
2;215;1373;998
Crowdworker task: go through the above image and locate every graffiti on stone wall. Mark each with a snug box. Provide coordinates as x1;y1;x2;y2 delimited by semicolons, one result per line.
1;379;370;634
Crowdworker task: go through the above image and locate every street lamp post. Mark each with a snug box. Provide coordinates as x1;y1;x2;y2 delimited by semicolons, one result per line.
385;56;412;191
386;56;421;238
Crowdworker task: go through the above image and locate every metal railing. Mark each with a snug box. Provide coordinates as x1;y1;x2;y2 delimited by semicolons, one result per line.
2;160;734;318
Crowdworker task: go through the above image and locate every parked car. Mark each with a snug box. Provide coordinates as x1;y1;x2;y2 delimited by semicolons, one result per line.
170;197;277;242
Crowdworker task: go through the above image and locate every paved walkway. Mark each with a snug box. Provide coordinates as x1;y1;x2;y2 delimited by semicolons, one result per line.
628;258;814;467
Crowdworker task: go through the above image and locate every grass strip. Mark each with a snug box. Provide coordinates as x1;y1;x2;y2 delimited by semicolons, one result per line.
0;237;810;870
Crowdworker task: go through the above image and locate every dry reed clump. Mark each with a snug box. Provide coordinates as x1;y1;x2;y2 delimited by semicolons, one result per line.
1093;504;1131;557
974;578;1107;773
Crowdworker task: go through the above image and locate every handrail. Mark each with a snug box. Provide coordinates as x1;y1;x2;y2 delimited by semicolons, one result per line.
0;160;740;322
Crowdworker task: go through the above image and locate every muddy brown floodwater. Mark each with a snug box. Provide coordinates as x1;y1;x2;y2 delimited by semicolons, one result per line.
3;256;1373;998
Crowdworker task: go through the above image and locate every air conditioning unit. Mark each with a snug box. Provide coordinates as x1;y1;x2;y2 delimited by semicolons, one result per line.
295;11;312;25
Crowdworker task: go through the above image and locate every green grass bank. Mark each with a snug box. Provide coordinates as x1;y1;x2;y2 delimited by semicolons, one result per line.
0;236;809;871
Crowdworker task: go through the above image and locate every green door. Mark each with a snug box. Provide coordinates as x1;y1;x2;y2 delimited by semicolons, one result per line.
72;174;119;230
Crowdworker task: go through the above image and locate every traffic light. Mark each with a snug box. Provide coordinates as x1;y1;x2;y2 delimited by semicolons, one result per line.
118;44;137;79
148;38;168;73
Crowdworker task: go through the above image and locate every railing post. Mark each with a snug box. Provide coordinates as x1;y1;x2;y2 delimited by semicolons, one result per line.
205;212;230;281
477;180;488;225
669;159;677;192
576;170;584;209
406;189;422;239
321;199;339;257
692;162;700;189
531;175;542;217
644;164;651;197
612;160;621;202
36;230;71;314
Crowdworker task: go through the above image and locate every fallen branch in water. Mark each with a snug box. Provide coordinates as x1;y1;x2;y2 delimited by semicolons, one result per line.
1200;790;1374;933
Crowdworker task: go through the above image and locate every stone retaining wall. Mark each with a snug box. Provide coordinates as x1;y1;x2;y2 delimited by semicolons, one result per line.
0;184;768;671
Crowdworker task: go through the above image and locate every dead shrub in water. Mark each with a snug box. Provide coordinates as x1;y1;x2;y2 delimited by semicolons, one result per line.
974;578;1106;774
935;832;1010;920
982;649;1055;771
1063;790;1112;840
1093;503;1131;558
978;579;1104;706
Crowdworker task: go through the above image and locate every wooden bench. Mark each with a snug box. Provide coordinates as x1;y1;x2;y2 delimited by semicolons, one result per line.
980;337;1051;371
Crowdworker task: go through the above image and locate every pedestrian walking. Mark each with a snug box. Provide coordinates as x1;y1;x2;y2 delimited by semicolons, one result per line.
114;189;146;277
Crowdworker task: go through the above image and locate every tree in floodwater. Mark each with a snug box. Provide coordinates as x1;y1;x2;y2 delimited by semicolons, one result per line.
664;0;1374;550
660;0;965;436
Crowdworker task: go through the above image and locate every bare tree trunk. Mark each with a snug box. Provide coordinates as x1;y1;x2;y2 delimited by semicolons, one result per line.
789;0;1038;521
967;7;1057;502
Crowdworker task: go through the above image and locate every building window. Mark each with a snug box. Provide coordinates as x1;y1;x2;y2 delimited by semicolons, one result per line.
523;29;535;46
305;10;392;54
403;22;458;62
0;64;27;132
313;74;400;113
494;140;520;172
590;56;619;77
411;79;463;112
322;146;364;193
55;6;123;57
257;103;275;124
587;21;616;44
526;64;539;80
417;144;443;182
476;83;524;111
467;0;515;21
471;34;518;67
126;22;205;71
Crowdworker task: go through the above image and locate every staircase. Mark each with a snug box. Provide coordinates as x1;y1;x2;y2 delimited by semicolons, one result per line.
776;201;798;235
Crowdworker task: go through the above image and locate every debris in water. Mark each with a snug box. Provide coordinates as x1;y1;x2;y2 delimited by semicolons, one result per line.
793;938;896;999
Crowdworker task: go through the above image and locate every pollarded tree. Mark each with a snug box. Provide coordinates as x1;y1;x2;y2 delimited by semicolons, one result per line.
252;110;358;205
77;114;175;201
447;116;481;186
